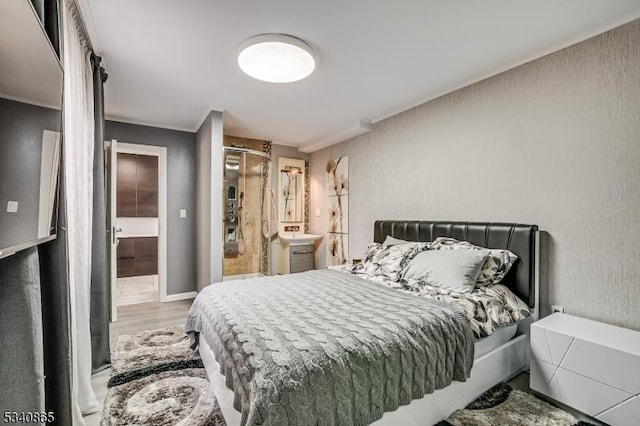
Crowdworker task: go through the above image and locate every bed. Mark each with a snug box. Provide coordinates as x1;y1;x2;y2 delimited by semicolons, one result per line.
187;220;539;425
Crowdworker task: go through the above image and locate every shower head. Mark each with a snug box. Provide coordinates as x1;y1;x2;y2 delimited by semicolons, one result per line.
225;153;241;170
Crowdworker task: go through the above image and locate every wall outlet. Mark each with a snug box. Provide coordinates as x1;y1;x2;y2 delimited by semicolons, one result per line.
179;208;187;218
551;305;565;314
6;201;18;213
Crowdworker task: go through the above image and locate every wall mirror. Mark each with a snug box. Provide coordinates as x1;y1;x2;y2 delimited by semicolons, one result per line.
279;158;304;223
0;2;63;258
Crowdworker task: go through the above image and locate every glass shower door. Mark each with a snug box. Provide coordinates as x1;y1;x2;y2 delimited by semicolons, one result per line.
222;147;271;280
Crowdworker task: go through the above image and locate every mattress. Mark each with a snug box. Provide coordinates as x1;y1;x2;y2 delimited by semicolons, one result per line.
474;324;518;358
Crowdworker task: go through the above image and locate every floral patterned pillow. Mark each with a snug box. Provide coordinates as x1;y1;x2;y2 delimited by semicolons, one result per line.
429;237;518;286
351;242;428;281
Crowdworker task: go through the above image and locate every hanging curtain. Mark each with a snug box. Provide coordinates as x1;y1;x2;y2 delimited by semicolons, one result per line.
89;53;110;373
0;248;45;416
62;0;99;421
39;174;73;426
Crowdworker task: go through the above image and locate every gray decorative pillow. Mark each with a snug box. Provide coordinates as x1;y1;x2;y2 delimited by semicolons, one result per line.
401;249;489;293
352;242;428;281
429;237;518;286
382;235;411;246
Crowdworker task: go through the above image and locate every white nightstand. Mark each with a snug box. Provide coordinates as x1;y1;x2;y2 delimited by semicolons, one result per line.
530;313;640;425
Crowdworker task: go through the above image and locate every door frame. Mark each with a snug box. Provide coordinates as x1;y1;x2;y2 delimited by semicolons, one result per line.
107;140;168;321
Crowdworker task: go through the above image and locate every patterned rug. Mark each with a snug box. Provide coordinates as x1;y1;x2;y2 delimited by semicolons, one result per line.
101;325;226;425
438;383;594;426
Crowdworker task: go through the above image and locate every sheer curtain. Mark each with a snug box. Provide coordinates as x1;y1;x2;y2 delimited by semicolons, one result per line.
62;0;99;422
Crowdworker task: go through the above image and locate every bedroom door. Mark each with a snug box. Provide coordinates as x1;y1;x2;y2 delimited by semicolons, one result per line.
108;139;119;321
107;139;168;322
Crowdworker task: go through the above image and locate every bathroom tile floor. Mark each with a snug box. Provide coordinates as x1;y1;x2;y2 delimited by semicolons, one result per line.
222;272;264;281
117;275;158;306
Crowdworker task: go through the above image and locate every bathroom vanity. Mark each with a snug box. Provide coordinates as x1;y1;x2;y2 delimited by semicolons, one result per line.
277;156;321;274
278;233;322;274
279;243;314;274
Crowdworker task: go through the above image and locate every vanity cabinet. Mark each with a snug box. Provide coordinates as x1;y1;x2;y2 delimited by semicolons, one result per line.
117;237;158;277
117;153;158;217
279;243;315;274
290;244;314;273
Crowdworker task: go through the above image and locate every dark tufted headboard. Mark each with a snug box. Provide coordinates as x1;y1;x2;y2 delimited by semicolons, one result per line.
374;220;538;308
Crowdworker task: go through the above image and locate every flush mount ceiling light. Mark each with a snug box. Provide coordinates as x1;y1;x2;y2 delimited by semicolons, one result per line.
237;34;316;83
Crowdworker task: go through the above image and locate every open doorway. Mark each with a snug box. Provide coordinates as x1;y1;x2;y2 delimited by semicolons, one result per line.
107;140;167;321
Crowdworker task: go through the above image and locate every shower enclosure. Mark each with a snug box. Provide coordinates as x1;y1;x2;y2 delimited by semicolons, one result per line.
222;146;271;279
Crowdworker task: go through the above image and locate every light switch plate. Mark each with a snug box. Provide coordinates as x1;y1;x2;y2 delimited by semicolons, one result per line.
179;208;187;218
6;201;18;213
315;208;320;217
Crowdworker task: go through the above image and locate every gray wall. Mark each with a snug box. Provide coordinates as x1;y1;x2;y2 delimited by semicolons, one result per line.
196;116;211;290
195;111;223;290
0;97;60;250
310;19;640;330
105;120;196;295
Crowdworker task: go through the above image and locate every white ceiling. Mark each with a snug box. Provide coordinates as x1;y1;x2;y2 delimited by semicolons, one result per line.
82;0;640;152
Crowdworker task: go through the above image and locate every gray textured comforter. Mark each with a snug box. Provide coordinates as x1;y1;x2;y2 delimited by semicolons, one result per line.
186;269;474;426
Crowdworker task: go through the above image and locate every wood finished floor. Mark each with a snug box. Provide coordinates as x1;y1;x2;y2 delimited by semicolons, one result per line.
84;299;193;426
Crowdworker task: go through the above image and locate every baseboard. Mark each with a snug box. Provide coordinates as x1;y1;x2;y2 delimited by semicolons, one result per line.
162;291;197;302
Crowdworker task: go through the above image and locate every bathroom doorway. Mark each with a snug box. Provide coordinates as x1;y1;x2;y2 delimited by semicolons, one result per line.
222;145;271;280
107;140;168;321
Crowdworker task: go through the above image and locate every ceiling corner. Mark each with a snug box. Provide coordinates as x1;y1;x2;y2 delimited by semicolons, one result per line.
299;119;372;153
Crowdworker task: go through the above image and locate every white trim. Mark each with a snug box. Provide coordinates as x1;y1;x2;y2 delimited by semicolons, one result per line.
108;141;169;319
38;130;61;239
105;115;197;133
164;291;198;302
300;120;372;153
109;139;118;321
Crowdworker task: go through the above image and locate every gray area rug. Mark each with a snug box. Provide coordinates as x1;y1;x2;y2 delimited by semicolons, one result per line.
439;383;593;426
101;325;226;425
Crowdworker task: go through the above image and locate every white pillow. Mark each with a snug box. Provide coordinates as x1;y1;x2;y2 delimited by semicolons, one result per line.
401;249;489;293
429;237;518;286
382;235;411;246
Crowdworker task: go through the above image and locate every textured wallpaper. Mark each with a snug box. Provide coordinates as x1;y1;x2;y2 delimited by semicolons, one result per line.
310;19;640;330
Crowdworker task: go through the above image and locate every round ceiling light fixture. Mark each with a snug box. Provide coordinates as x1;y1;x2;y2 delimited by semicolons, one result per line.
237;34;316;83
